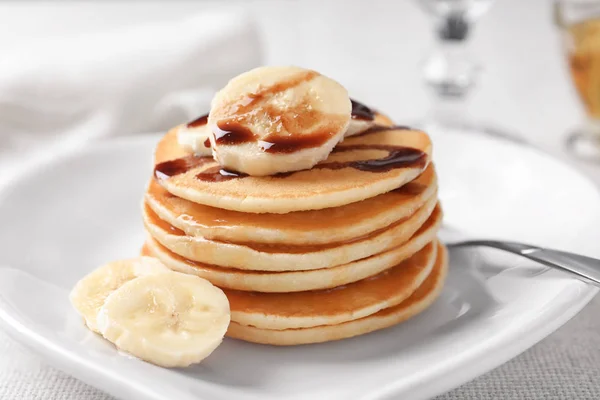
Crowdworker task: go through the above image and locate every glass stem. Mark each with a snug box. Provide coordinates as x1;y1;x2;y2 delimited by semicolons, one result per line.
584;117;600;140
422;12;480;128
424;14;479;92
429;93;469;129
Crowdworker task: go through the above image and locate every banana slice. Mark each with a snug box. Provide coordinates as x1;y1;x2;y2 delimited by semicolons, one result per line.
69;256;169;333
208;66;352;176
176;114;213;156
345;119;377;137
345;100;396;137
176;124;213;156
97;272;230;368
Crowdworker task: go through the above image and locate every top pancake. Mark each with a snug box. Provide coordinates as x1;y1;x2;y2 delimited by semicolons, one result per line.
154;126;432;214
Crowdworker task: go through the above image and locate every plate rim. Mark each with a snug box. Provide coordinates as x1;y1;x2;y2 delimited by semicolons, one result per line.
0;133;598;400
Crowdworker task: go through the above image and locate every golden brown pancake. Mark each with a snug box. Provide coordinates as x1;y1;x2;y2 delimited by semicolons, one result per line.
142;198;439;271
226;242;447;345
145;165;437;246
225;241;437;330
154;127;431;214
141;207;442;292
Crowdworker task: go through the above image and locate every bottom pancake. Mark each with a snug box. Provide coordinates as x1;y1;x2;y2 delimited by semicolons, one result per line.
226;242;448;346
141;206;442;293
225;241;437;330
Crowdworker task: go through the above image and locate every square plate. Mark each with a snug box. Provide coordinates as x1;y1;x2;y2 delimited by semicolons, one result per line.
0;131;598;400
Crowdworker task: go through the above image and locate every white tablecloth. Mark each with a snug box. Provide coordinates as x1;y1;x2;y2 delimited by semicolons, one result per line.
0;1;599;399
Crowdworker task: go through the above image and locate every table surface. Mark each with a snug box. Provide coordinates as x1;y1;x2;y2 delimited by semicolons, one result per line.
0;1;599;399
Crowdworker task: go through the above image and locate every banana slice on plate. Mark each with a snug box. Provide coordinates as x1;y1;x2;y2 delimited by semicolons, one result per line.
208;66;352;176
69;256;169;333
97;272;230;368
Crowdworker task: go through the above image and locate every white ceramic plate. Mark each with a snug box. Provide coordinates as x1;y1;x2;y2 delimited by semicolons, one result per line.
0;131;599;400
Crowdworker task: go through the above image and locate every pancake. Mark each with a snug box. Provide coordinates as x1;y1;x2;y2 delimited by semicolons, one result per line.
225;241;437;330
226;242;448;345
141;207;442;292
145;165;437;246
142;198;439;272
371;111;394;129
154;127;431;214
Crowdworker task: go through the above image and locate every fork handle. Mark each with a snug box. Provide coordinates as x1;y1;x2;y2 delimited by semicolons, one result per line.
454;240;600;287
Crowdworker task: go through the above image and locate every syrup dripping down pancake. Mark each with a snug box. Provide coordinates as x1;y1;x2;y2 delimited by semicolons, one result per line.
142;199;439;272
226;242;448;345
140;206;442;293
224;241;437;330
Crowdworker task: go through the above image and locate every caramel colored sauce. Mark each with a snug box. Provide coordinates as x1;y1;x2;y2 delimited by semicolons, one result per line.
143;240;445;318
216;70;318;123
145;207;441;283
376;242;445;316
146;237;268;275
213;111;346;154
214;121;255;145
391;180;429;196
258;133;333;154
147;193;438;255
244;70;319;107
146;205;186;236
224;242;435;316
186;113;209;128
259;114;348;154
154;155;213;180
350;99;376;121
145;166;436;234
196;166;248;182
203;138;211;148
235;202;437;254
211;70;349;154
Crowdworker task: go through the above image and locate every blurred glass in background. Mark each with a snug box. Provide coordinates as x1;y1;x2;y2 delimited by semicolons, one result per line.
556;0;600;162
415;0;521;142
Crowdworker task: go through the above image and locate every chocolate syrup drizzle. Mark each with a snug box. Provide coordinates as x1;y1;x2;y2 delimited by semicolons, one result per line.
153;155;213;180
325;145;426;172
350;99;376;121
183;96;393;154
154;142;426;183
196;166;248;182
186;113;209;128
186;99;377;129
175;98;416;176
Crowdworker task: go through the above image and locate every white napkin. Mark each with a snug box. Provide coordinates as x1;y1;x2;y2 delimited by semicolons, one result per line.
0;9;262;182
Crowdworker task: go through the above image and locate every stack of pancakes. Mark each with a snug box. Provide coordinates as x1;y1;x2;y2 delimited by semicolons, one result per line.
140;109;447;346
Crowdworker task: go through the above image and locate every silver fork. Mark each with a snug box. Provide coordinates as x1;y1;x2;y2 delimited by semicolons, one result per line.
447;240;600;288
